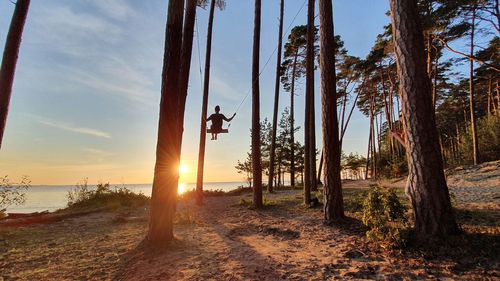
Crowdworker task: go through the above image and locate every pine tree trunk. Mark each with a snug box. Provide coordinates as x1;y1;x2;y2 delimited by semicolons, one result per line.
308;10;318;194
252;0;263;208
268;0;284;193
432;52;439;108
317;149;323;184
319;0;344;223
469;7;480;165
148;0;185;246
0;0;30;150
389;0;459;238
365;128;372;179
178;0;197;158
290;53;298;188
195;0;217;205
488;76;493;117
304;0;316;204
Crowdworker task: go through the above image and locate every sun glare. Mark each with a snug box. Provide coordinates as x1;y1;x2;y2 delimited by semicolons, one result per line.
178;182;187;194
179;164;189;175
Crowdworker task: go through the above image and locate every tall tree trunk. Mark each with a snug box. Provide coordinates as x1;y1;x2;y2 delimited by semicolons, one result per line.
268;0;285;193
319;0;344;222
389;0;458;238
196;0;217;205
148;0;185;246
178;0;197;152
469;6;480;165
317;149;323;184
432;49;439;108
426;34;433;79
0;0;30;150
369;93;377;178
365;129;372;179
304;0;316;204
308;0;318;194
252;0;263;208
290;53;298;188
487;76;493;117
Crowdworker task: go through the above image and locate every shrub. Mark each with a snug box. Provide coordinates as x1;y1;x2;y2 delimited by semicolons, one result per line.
239;197;277;208
0;175;31;210
343;189;368;213
67;179;149;211
362;186;408;247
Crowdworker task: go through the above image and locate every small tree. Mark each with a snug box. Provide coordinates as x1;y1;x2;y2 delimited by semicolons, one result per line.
235;153;253;187
0;175;30;211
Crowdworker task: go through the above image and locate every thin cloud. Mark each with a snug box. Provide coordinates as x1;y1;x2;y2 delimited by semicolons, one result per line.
85;0;136;21
38;119;111;139
83;148;114;157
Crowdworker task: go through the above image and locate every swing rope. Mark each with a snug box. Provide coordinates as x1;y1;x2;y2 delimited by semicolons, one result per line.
228;0;307;129
195;17;204;93
194;0;307;130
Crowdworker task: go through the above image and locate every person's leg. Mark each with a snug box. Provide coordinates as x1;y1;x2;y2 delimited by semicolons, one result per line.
211;125;215;140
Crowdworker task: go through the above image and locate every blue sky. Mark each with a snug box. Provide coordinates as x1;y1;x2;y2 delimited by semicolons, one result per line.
0;0;391;185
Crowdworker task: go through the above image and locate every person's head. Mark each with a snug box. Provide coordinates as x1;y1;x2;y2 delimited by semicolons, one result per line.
215;105;220;113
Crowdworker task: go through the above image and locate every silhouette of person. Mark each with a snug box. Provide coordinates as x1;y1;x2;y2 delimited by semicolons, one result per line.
207;105;235;140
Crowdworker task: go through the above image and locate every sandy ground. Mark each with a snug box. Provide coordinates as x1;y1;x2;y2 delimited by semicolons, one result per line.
0;167;499;280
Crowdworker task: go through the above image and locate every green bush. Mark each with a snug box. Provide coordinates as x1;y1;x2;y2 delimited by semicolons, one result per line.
458;116;500;164
343;190;368;213
67;179;149;211
362;186;408;247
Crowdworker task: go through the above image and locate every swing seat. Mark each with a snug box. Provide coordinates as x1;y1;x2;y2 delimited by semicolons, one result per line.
207;128;229;133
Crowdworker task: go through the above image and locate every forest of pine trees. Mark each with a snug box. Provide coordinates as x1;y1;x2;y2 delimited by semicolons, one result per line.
1;0;498;248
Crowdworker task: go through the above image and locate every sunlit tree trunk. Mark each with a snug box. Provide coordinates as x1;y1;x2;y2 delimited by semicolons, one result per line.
390;0;459;238
469;6;480;165
290;53;298;188
0;0;30;150
319;0;344;222
365;128;371;179
148;0;185;246
268;0;285;193
317;149;323;184
196;0;217;205
252;0;263;208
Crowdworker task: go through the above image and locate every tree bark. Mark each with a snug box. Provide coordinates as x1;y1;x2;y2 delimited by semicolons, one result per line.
319;0;344;222
0;0;30;150
252;0;263;208
304;0;316;204
469;6;480;165
317;149;323;184
290;52;298;188
148;0;185;246
268;0;285;193
365;128;372;179
196;0;217;205
389;0;459;238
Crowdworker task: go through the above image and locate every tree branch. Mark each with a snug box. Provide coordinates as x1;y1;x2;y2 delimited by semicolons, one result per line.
436;37;500;72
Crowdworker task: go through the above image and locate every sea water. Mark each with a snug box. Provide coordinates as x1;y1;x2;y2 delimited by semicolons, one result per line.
4;182;249;213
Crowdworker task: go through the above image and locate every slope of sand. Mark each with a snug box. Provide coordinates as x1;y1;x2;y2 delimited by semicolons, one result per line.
1;162;499;280
1;186;498;280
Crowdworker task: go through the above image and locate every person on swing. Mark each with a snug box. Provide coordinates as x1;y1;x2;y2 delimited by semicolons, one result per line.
207;105;235;140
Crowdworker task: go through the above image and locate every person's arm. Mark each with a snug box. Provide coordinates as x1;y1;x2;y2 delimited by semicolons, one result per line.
223;113;236;122
206;114;213;122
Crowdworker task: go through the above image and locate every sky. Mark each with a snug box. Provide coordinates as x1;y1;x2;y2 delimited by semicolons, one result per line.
0;0;392;185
